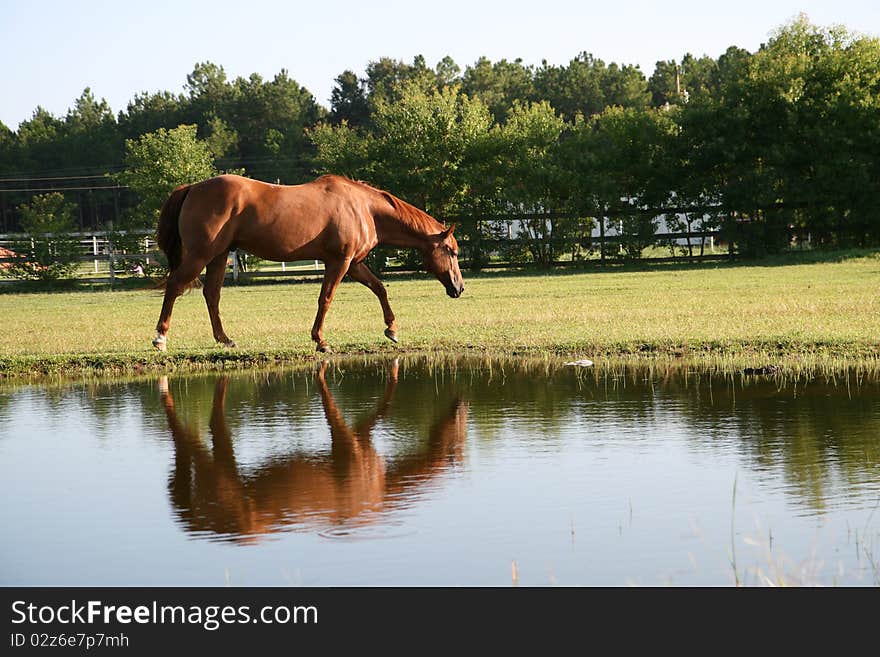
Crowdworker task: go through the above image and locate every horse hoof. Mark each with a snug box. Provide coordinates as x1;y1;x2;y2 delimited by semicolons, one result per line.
152;338;167;352
384;329;399;344
316;343;333;354
219;340;236;348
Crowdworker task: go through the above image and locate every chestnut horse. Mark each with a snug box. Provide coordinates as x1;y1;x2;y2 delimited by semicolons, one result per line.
152;174;464;352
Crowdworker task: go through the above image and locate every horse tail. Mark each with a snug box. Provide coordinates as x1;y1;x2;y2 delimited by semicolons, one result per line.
155;184;191;287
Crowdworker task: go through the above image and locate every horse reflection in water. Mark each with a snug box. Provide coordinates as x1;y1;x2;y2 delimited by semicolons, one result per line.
159;361;468;542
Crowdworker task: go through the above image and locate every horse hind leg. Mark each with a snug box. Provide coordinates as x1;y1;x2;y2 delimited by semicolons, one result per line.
311;258;351;353
203;252;236;348
153;256;210;351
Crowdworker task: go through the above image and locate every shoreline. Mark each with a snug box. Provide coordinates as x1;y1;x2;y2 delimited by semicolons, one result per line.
3;341;880;381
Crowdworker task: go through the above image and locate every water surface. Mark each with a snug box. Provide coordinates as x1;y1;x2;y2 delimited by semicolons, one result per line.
1;359;878;586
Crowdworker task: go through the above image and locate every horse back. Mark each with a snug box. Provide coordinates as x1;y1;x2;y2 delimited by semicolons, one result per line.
177;175;378;263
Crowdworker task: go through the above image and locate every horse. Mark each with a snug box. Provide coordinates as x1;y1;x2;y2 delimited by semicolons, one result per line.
152;174;464;353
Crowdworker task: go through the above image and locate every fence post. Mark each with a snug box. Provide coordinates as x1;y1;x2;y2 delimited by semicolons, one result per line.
727;215;735;259
93;234;99;273
599;216;606;262
107;229;115;289
232;250;239;282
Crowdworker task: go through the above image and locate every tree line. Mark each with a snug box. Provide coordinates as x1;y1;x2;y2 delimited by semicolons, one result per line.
1;15;879;277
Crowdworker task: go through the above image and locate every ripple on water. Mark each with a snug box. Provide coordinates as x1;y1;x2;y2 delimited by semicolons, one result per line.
318;524;418;541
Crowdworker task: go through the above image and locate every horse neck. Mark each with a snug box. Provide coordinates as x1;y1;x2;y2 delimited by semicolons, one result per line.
373;208;441;251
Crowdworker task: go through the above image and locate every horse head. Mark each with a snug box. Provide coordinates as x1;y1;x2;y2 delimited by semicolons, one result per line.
423;224;465;299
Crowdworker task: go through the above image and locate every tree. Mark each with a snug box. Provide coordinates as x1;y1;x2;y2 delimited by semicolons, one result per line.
114;124;219;228
4;17;879;265
62;88;122;170
747;15;880;248
4;193;80;281
564;106;677;259
224;69;325;182
330;70;370;127
534;53;650;121
670;16;880;254
311;82;493;269
314;82;492;215
364;55;439;107
203;114;238;159
461;57;535;123
435;56;462;86
15;107;64;173
0;120;15;178
309;120;371;179
118;91;184;140
649;54;718;106
330;56;460;129
112;124;220;271
492;101;579;265
184;61;230;102
672;45;755;250
12;89;121;175
368;83;492;216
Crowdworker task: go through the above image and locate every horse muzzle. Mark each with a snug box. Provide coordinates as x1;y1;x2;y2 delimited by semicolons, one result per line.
446;283;464;298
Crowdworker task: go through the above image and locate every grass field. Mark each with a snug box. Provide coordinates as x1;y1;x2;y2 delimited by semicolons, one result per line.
2;249;880;377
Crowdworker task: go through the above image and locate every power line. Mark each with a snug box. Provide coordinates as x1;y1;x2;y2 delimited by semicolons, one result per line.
0;155;308;182
0;163;127;178
0;185;128;192
0;173;114;182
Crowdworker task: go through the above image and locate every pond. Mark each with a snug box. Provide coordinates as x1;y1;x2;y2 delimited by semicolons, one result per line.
1;358;878;586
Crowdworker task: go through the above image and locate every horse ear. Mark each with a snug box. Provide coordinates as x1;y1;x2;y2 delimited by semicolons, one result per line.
442;223;457;240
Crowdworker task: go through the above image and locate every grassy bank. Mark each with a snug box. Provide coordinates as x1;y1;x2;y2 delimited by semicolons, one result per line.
2;249;880;377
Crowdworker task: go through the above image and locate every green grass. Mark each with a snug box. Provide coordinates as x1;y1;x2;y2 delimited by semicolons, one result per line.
2;249;880;377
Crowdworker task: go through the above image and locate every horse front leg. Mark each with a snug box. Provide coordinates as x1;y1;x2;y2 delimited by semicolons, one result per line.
311;258;350;353
346;261;398;343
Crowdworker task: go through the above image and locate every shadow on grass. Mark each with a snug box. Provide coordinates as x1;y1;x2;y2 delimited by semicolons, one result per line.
0;277;159;295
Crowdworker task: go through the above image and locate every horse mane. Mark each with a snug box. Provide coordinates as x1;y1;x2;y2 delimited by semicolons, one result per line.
350;178;447;236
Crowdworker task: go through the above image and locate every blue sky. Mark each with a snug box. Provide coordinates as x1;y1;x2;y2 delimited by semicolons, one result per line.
2;0;878;129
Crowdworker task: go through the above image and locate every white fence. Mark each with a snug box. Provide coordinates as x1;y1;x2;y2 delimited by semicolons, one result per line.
0;229;155;281
0;229;323;284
